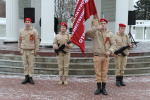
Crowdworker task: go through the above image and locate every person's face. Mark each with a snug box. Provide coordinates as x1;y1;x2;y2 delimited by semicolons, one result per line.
100;22;107;29
119;27;126;33
61;26;67;32
25;21;32;27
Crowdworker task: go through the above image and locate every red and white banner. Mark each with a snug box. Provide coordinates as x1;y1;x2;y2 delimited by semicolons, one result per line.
71;0;97;53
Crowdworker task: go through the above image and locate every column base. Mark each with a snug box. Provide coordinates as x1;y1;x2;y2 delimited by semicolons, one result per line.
3;39;18;44
40;42;53;48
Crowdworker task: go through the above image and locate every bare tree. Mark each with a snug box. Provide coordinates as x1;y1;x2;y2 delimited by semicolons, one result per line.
54;0;76;32
54;0;76;22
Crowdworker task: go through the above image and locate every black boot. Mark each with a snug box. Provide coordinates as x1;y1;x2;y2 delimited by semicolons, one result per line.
102;83;107;95
21;75;29;84
120;76;125;86
116;76;121;86
94;83;101;95
29;77;34;84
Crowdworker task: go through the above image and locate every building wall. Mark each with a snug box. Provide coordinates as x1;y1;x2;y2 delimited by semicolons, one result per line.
85;0;116;34
5;0;135;42
31;0;41;37
85;0;101;32
85;0;135;34
17;0;41;38
0;18;6;38
16;0;134;36
107;21;116;34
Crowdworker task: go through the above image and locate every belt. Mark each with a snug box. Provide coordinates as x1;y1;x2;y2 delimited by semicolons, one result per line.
94;55;108;57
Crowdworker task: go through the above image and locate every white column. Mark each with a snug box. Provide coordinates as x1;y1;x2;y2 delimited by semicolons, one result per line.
128;0;135;11
95;0;102;18
31;0;41;38
40;0;54;46
115;0;129;34
5;0;18;42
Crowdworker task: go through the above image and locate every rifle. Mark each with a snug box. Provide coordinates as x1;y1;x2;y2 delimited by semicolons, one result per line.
114;45;130;56
55;41;71;55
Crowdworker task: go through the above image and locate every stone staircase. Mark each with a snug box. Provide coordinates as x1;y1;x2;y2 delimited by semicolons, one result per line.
0;54;150;77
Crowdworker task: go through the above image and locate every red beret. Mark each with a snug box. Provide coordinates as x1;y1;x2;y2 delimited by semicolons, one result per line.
100;18;108;23
119;23;126;27
61;22;67;27
24;18;32;23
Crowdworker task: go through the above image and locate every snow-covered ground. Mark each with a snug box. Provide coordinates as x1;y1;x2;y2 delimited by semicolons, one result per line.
0;74;150;100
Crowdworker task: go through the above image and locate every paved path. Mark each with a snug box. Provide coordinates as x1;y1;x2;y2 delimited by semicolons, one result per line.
0;74;150;100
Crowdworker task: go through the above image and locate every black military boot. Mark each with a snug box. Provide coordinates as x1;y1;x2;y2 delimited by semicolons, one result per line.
102;83;107;95
29;77;34;84
120;76;125;86
94;83;101;95
21;75;29;84
116;76;121;86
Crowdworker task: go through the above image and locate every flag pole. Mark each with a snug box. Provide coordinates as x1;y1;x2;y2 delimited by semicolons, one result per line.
96;13;100;25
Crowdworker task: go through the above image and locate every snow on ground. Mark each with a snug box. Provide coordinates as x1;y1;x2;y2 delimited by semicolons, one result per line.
0;74;150;100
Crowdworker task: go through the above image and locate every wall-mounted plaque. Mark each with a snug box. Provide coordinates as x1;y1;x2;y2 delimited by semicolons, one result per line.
19;0;31;19
101;0;116;21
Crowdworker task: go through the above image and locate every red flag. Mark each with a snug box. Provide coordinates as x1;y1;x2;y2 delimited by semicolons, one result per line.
71;0;97;53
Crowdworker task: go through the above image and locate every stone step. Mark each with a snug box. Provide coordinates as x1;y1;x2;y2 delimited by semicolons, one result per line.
0;59;150;69
0;65;150;75
1;54;150;63
1;59;150;69
1;54;150;76
1;48;150;57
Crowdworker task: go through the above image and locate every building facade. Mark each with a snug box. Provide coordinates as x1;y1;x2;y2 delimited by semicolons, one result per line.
0;0;134;45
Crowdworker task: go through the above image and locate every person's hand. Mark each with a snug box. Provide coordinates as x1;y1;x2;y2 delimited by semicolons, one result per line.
55;46;59;50
130;44;133;48
114;54;118;58
105;51;110;57
34;53;37;56
97;25;102;30
65;43;69;47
